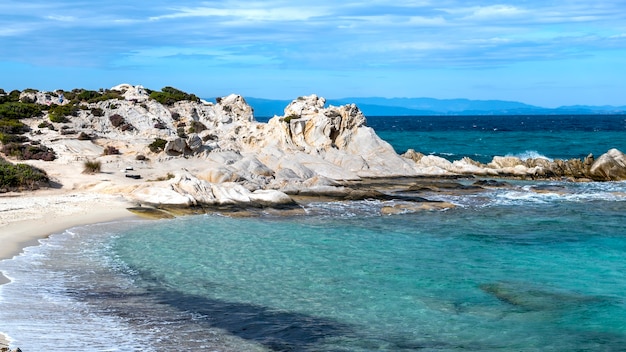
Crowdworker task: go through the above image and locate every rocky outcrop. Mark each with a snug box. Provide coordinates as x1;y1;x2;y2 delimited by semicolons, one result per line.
589;148;626;181
129;172;295;208
10;84;626;212
402;149;626;181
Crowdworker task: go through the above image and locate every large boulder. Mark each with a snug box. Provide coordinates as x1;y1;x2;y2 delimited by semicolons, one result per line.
589;148;626;181
164;138;188;155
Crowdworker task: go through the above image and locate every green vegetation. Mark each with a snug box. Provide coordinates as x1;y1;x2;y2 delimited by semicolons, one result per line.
61;88;123;103
0;102;44;120
283;114;299;123
0;90;21;104
0;133;29;144
1;142;56;161
83;160;101;174
0;118;29;134
0;156;50;191
109;114;134;131
49;104;79;123
148;138;167;153
188;120;207;134
150;86;200;105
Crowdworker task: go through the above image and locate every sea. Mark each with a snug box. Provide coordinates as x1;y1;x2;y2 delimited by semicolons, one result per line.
1;114;626;351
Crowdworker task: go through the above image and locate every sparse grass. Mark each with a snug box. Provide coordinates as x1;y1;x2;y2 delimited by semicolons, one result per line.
83;160;101;174
151;172;175;181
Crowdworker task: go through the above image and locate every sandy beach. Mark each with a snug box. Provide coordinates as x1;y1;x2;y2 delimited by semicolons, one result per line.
0;190;136;264
0;187;138;350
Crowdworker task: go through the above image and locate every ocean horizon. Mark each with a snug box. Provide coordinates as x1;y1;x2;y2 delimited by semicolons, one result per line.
1;114;626;351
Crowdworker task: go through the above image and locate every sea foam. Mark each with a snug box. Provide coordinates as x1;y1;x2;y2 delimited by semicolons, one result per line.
505;150;553;161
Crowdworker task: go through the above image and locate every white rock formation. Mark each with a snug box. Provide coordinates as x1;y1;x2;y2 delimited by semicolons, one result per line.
15;84;626;208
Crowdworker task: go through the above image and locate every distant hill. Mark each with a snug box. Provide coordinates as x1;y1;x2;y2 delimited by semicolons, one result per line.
243;97;626;117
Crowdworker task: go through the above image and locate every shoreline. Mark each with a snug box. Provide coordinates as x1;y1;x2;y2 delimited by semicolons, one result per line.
0;190;138;277
0;190;138;350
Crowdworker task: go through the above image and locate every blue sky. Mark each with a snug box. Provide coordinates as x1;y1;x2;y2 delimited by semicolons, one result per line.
1;1;625;107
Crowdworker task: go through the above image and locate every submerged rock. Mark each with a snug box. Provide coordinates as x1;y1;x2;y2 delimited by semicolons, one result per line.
480;281;605;312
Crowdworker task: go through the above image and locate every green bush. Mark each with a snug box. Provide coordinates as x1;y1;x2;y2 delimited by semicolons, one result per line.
150;86;200;105
90;90;123;102
75;90;101;102
0;102;44;119
0;90;22;104
0;157;50;191
69;89;123;103
49;104;78;123
1;142;56;161
0;119;29;134
0;133;29;144
148;138;167;153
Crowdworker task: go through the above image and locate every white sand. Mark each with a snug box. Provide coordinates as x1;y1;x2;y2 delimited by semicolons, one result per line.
0;190;136;262
0;190;138;350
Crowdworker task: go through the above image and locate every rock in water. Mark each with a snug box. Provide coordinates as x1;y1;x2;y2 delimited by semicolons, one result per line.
479;281;604;312
589;148;626;181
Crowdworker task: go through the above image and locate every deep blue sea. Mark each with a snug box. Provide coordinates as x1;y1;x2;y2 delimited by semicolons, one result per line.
1;115;626;351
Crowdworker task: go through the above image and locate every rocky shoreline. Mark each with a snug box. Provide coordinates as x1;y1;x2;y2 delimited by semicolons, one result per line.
2;84;624;213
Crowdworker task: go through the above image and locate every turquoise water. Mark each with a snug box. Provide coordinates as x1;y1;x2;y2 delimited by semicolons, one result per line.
368;115;626;162
1;115;626;351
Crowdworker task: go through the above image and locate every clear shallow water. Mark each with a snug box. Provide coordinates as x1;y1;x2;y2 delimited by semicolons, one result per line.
2;115;626;351
2;184;626;351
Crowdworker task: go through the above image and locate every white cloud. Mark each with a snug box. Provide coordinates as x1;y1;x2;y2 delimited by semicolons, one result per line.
149;6;330;22
469;5;526;19
408;16;447;26
45;15;77;22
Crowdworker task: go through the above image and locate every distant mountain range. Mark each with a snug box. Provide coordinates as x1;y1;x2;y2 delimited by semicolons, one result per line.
243;97;626;117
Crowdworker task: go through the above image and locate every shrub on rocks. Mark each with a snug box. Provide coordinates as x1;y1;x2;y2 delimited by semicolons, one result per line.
109;113;125;127
148;138;167;153
49;104;78;123
102;145;120;155
149;86;200;105
109;114;134;131
1;142;56;161
91;107;104;116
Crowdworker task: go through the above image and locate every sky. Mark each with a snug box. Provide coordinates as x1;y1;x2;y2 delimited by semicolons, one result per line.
1;1;625;107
